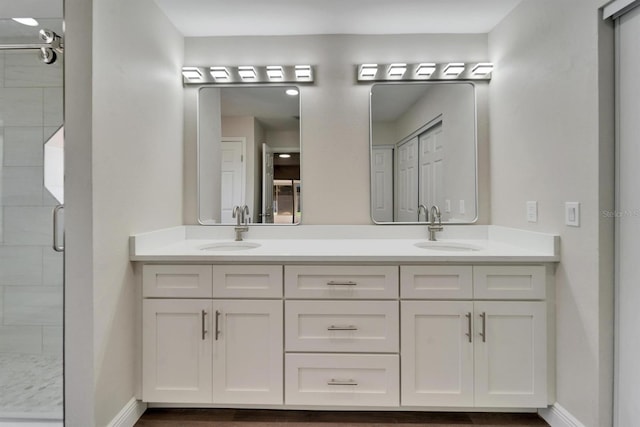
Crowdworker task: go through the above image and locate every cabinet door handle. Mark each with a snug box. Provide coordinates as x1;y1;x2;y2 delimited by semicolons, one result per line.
201;310;207;340
327;379;358;386
214;310;221;341
326;281;357;286
52;204;64;252
327;325;358;331
479;312;486;342
465;312;472;343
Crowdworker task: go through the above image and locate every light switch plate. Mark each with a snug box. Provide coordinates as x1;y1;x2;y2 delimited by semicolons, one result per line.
527;201;538;223
565;202;580;227
445;200;451;213
459;200;466;215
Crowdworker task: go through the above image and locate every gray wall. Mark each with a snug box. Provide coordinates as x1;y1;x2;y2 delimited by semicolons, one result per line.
488;1;614;426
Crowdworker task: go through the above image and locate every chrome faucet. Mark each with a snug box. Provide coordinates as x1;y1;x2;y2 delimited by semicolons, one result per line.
428;205;443;241
232;205;249;241
418;204;429;222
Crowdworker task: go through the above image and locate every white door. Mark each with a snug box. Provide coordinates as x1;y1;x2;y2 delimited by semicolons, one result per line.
212;300;283;404
474;301;547;408
401;301;474;407
220;138;245;223
615;6;640;426
261;143;275;223
418;123;444;212
396;137;419;222
371;146;394;222
142;299;213;403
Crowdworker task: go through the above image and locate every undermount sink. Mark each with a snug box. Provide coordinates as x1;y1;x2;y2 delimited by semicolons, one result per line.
414;241;483;252
200;242;261;251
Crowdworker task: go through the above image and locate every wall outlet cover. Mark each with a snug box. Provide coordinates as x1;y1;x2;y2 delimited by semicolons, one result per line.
459;200;465;215
565;202;580;227
527;201;538;223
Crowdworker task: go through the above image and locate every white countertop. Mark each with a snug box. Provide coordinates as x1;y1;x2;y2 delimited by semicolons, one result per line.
130;225;559;263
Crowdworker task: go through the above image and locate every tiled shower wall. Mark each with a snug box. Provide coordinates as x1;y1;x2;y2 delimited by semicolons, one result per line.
0;51;63;357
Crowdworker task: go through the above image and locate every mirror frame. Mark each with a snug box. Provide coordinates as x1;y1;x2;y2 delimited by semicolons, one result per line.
369;81;479;225
197;84;303;225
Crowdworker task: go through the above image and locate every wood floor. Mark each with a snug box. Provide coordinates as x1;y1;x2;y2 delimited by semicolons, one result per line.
135;409;550;426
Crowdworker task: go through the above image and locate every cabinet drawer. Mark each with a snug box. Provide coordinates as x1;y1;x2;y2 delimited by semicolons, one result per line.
284;266;398;299
401;266;473;299
143;265;212;298
212;265;282;298
285;301;399;353
285;353;399;407
473;266;545;300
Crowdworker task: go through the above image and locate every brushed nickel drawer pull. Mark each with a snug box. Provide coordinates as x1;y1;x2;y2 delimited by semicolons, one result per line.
326;281;357;286
479;312;486;343
215;310;221;341
465;312;472;343
201;310;207;340
327;379;358;386
327;325;358;331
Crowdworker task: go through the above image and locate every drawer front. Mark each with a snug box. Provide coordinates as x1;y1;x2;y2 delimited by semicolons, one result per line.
212;265;282;298
473;266;546;300
285;301;399;353
401;266;473;299
285;353;399;407
143;265;212;298
284;266;398;299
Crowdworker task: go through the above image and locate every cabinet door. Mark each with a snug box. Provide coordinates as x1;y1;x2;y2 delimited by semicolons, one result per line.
142;299;212;403
212;300;283;404
401;301;474;407
474;301;547;407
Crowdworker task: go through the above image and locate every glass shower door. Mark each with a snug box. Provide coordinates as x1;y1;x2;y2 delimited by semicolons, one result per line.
0;15;64;423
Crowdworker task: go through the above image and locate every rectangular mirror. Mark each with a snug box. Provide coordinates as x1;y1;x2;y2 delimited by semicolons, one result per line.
198;86;301;224
370;82;478;224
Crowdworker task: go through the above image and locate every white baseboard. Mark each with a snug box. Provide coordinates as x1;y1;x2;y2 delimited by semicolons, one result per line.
107;398;147;427
539;403;586;427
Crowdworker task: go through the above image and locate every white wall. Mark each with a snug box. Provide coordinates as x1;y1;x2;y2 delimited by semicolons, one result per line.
65;0;185;425
183;34;490;224
488;1;614;426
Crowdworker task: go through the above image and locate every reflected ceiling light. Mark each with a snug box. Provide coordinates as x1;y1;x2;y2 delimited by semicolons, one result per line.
286;88;299;96
238;66;257;80
182;67;203;80
278;154;291;158
267;66;284;79
209;67;230;79
416;63;436;76
444;63;466;76
471;63;494;76
12;18;39;27
359;64;378;79
295;65;312;79
388;63;407;77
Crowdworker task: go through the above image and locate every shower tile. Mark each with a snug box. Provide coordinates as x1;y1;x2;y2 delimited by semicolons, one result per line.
4;286;63;326
43;326;63;356
1;166;44;206
0;246;43;286
44;88;63;127
0;88;43;127
42;248;63;286
4;52;63;88
3;207;52;245
0;326;42;353
3;127;44;166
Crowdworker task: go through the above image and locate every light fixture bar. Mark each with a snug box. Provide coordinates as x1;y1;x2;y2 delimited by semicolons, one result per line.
181;65;315;84
356;62;493;82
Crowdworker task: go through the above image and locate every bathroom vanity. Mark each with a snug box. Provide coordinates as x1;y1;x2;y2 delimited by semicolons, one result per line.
131;225;558;411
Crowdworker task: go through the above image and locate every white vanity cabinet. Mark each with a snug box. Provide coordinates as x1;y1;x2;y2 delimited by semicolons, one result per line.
401;265;550;409
141;264;283;405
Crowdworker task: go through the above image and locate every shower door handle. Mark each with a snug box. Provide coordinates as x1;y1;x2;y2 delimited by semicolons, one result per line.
53;204;64;252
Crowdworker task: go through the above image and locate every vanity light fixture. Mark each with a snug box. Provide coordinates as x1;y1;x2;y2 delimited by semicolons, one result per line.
12;18;39;26
182;67;203;80
286;88;299;96
357;62;492;82
471;62;494;76
387;63;407;77
238;66;257;80
267;66;284;80
181;65;315;85
210;66;230;80
443;63;466;76
278;153;291;158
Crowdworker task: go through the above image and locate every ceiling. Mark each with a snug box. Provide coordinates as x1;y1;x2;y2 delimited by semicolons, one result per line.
153;0;524;37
